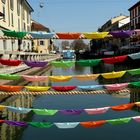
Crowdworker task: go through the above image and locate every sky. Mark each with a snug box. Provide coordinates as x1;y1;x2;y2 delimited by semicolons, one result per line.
28;0;138;32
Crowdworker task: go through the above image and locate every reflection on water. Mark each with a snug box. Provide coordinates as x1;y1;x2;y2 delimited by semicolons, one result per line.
0;69;52;140
1;64;140;140
20;64;140;140
0;95;34;140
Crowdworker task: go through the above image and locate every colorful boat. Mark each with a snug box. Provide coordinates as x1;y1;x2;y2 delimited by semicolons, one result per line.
49;76;72;82
51;61;75;68
82;32;109;39
84;107;110;115
74;74;99;81
0;85;23;92
105;83;128;90
54;122;79;129
76;59;101;67
101;71;126;79
80;120;106;128
0;74;21;80
78;85;103;90
111;103;135;111
22;75;48;82
110;30;134;38
24;60;48;67
25;86;50;92
102;55;128;64
52;86;77;91
0;59;22;66
56;32;81;39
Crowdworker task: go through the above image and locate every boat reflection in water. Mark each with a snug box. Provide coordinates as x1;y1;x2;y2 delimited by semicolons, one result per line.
0;95;34;140
0;69;52;140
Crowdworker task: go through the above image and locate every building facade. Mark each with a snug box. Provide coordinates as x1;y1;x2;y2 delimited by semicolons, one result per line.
99;15;130;31
0;0;34;59
31;20;52;54
128;1;140;30
0;0;33;31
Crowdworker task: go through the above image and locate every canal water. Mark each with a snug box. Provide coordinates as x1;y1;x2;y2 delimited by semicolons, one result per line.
1;64;140;140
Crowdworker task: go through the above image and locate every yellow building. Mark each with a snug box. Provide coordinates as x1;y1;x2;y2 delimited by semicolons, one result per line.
31;20;53;54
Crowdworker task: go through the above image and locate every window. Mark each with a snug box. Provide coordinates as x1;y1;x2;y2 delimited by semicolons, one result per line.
2;6;5;21
1;0;6;3
23;10;25;20
10;0;14;10
17;0;20;16
23;41;26;48
27;26;30;32
27;12;29;24
11;40;15;51
3;40;7;50
18;19;20;31
23;22;26;31
139;6;140;15
11;12;14;26
40;41;45;46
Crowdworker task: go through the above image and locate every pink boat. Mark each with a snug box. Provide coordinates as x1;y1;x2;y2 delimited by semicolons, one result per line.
22;75;48;82
132;116;140;122
84;107;110;115
105;83;128;90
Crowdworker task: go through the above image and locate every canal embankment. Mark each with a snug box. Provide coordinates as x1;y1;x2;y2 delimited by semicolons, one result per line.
0;54;61;103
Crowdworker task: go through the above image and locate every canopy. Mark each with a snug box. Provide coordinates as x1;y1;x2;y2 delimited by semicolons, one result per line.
82;32;109;39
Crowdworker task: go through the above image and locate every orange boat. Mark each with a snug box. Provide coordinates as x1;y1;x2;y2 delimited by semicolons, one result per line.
0;85;23;92
111;103;135;111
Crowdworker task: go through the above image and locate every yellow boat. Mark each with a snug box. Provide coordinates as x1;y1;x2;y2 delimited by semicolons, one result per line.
101;71;126;79
25;86;50;92
74;74;100;81
49;76;72;82
83;32;109;39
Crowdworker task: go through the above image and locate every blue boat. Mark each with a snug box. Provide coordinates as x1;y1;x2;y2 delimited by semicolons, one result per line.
62;50;75;59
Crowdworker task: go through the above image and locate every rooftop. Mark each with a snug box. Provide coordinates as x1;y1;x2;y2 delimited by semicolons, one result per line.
128;1;140;11
31;20;50;32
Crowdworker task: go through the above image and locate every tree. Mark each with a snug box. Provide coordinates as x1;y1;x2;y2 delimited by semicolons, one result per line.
61;41;70;50
71;39;88;51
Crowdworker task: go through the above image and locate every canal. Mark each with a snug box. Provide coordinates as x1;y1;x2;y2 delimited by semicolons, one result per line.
1;63;140;140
